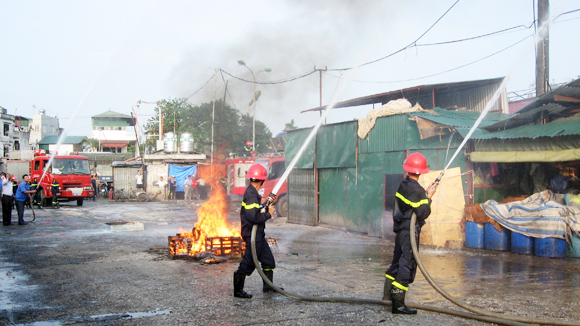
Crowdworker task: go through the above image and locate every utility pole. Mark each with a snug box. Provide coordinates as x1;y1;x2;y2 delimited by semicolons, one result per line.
314;66;327;122
535;0;550;97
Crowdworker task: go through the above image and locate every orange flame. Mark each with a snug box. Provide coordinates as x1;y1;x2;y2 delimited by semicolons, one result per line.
170;162;240;256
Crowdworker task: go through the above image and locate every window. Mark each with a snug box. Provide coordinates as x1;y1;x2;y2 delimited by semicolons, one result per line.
3;123;9;136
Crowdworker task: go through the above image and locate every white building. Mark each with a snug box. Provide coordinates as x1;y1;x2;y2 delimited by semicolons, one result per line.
0;107;31;157
29;109;60;149
91;110;136;153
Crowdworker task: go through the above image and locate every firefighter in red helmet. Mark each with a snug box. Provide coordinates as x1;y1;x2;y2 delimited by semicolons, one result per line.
233;163;277;299
383;152;438;314
241;140;253;158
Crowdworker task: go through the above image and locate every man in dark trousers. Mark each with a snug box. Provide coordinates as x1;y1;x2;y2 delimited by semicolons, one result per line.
384;152;437;314
30;174;43;209
51;178;60;209
14;174;37;225
2;173;14;226
233;163;277;299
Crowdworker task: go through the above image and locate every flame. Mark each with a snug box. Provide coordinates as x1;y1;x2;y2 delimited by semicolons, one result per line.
169;162;241;256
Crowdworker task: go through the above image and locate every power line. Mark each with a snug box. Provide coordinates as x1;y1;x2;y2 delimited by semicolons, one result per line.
330;0;461;72
323;34;533;85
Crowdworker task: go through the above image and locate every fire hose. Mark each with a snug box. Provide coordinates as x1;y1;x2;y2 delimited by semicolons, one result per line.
250;219;579;326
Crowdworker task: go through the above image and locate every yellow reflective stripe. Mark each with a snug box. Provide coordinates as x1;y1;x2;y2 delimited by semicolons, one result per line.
392;281;408;291
263;268;274;272
396;192;429;208
242;202;260;209
385;274;395;281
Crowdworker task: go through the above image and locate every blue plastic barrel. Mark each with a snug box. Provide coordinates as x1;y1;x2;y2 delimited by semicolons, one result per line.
465;221;485;249
484;223;510;251
568;234;580;258
511;232;534;255
534;237;567;258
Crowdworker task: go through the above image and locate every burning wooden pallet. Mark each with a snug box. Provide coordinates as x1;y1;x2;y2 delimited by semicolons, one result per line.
168;234;245;260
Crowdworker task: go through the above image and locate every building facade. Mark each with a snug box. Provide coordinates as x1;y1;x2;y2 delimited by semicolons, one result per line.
91;110;136;153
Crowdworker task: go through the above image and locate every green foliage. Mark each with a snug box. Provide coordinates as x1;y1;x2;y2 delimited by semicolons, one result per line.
284;119;298;131
143;99;272;155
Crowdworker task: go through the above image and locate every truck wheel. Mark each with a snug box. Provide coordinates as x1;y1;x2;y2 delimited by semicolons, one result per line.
276;195;289;217
77;199;83;207
39;189;48;207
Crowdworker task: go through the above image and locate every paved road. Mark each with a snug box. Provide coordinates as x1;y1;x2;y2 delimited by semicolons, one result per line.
1;199;578;325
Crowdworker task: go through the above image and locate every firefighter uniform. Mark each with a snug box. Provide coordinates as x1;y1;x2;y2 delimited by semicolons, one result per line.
235;184;275;276
30;178;42;208
51;179;60;208
383;152;436;315
385;176;431;287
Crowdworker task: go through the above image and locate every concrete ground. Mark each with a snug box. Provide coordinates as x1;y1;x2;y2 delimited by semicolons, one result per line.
1;198;579;325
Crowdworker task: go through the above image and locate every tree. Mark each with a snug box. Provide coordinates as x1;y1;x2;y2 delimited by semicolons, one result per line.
143;99;272;155
283;119;298;131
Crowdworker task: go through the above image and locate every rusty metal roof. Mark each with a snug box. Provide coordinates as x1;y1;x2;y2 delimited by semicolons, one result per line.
301;77;505;113
484;78;580;131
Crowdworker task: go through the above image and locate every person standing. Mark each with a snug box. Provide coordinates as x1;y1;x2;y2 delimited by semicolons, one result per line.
30;175;43;209
383;153;437;315
233;164;277;299
91;175;98;201
135;170;144;190
51;178;60;209
184;175;193;201
192;174;200;200
168;176;177;200
157;176;167;200
14;175;37;225
2;173;14;226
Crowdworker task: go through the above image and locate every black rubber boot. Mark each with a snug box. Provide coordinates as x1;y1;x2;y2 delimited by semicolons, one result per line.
391;288;417;314
262;270;283;292
233;273;252;298
382;278;392;301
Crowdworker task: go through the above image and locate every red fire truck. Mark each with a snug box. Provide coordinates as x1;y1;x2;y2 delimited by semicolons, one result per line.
225;157;256;196
254;154;288;217
30;150;94;206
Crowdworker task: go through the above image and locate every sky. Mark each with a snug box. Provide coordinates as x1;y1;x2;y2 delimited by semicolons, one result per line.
1;0;579;140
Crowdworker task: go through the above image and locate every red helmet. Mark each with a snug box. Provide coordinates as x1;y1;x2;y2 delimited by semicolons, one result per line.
32;174;40;180
10;176;16;181
246;141;252;147
403;153;429;174
245;164;267;181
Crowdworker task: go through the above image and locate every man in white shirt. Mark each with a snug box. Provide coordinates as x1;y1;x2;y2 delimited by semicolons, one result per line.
184;175;193;201
2;173;14;226
157;176;167;200
135;170;144;190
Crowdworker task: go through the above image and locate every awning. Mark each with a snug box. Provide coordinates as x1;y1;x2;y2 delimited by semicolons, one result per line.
469;148;580;162
102;142;129;148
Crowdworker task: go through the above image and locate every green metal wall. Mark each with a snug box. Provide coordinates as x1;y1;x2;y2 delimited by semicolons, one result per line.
285;128;315;169
286;115;468;237
319;168;348;226
317;122;356;168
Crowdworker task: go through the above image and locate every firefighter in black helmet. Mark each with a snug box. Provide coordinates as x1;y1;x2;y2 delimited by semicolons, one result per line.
383;153;438;315
233;163;277;299
51;178;60;209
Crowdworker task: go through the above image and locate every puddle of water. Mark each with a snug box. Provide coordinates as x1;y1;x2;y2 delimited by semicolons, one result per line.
88;309;171;322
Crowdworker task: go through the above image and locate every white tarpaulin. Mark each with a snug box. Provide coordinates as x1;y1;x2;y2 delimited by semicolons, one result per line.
357;99;427;139
481;190;580;242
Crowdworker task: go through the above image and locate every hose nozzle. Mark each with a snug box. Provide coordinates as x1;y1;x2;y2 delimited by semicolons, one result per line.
260;193;276;214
